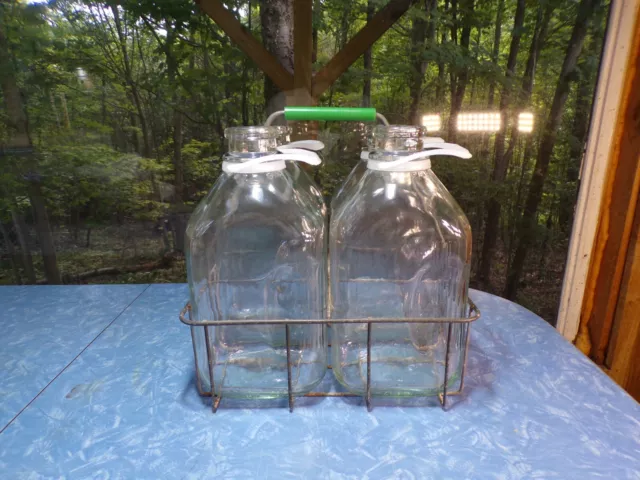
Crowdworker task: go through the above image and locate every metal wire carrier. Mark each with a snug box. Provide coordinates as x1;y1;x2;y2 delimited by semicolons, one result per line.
179;300;480;413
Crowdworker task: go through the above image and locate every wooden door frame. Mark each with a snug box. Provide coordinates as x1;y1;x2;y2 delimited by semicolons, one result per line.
557;0;640;346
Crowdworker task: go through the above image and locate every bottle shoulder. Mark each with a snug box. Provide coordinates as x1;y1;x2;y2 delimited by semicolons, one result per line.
331;170;471;236
187;172;324;242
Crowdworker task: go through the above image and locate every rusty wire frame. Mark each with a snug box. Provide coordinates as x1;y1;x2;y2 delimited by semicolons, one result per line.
179;300;480;413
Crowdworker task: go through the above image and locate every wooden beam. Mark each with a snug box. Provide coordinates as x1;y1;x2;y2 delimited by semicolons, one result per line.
196;0;294;92
313;0;414;98
607;205;640;401
577;11;640;363
556;0;640;342
292;0;314;106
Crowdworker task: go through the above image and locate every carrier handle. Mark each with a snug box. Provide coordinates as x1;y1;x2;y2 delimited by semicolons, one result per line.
265;107;389;125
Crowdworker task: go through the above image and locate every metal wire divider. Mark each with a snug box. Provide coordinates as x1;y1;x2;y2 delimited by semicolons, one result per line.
179;300;480;413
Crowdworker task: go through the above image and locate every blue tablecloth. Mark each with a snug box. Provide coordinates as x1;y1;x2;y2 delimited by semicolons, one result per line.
0;285;147;429
0;284;639;479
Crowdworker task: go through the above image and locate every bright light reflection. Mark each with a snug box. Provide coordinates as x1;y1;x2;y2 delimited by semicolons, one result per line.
441;219;462;236
385;184;396;200
421;114;441;133
250;184;264;202
518;112;534;133
457;112;501;132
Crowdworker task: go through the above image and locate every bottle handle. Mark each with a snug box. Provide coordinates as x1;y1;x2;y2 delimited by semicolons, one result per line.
265;107;390;126
282;140;325;151
367;142;472;172
222;143;324;174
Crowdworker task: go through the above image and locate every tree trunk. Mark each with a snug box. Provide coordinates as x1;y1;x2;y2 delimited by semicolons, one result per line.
59;92;70;129
202;40;225;139
508;136;535;263
11;209;36;283
166;24;186;254
447;0;458;111
0;19;30;150
559;25;603;231
223;60;234;125
449;0;458;45
312;0;319;63
557;73;591;231
328;2;353;108
49;91;61;129
435;0;449;106
240;61;249;125
469;28;481;105
1;14;61;284
478;0;526;284
408;1;428;124
260;0;294;115
537;214;554;279
101;75;108;127
111;4;152;158
28;178;62;284
486;0;504;108
480;0;504;154
0;221;22;284
408;0;437;125
521;5;554;103
171;101;186;253
447;0;474;142
361;0;375;107
337;1;351;50
503;5;554;261
241;0;252;125
505;0;601;299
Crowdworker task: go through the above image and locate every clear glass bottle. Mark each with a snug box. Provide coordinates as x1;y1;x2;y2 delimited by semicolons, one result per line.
186;126;327;398
330;125;471;396
331;135;445;213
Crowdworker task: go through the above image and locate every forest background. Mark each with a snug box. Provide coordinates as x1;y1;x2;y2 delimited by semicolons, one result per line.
0;0;609;324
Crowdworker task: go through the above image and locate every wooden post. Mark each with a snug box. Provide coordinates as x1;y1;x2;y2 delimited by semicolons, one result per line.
556;0;640;342
577;10;640;362
293;0;313;106
291;0;315;139
607;205;640;401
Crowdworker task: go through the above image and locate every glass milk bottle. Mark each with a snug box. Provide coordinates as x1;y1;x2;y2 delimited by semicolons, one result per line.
331;134;445;213
186;126;327;398
330;125;472;396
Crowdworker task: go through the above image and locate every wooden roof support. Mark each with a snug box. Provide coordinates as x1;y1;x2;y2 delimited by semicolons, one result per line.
312;0;414;98
195;0;294;92
197;0;414;102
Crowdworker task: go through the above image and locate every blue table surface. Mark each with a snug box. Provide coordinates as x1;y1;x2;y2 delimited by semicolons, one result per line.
0;285;148;430
0;285;639;479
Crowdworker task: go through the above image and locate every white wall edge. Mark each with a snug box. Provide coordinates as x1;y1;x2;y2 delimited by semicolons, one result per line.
557;0;640;341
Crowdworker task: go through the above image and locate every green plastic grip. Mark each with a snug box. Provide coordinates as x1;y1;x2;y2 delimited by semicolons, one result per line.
284;106;377;122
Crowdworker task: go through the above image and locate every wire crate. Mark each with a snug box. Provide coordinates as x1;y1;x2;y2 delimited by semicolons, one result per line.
179;300;480;413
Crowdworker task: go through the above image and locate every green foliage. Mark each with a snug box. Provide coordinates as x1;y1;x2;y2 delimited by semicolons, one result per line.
0;0;609;322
